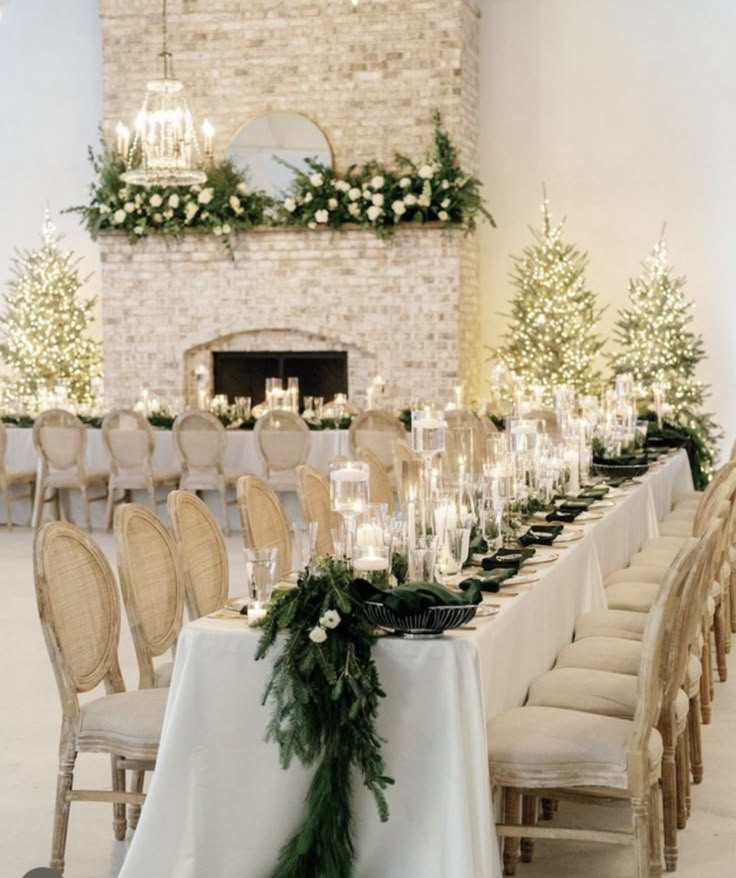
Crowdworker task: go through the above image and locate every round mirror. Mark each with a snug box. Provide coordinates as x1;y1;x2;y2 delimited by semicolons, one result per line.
226;112;332;197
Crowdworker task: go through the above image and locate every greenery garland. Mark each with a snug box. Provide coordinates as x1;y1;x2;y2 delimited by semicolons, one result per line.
255;558;393;878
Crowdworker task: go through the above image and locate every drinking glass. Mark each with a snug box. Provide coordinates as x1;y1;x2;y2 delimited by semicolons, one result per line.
243;547;278;606
234;396;251;419
352;544;390;576
329;460;369;558
409;536;437;582
292;521;318;573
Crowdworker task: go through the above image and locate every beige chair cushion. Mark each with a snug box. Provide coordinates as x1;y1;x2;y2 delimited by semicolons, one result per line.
575;609;648;641
627;551;674;570
487;706;663;783
78;688;167;750
605;566;666;587
154;661;174;688
657;521;693;538
5;468;36;484
641;536;687;553
662;508;696;523
556;636;642;675
672;490;701;506
604;581;659;613
46;468;109;489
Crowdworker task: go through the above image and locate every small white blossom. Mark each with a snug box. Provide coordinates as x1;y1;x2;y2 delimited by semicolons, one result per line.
309;173;324;187
198;187;214;205
404;193;418;206
441;179;450;190
124;201;135;214
168;193;180;208
153;212;164;223
399;176;412;189
135;194;143;208
348;187;361;201
184;202;199;221
335;180;350;193
99;204;111;215
229;195;241;211
438;210;449;221
201;210;210;219
328;198;338;210
118;188;129;200
362;189;372;200
284;197;297;213
348;203;361;218
371;193;384;207
367;204;382;222
392;200;407;216
441;198;450;209
370;175;384;190
418;194;431;208
309;626;328;644
303;192;313;204
191;184;202;194
149;193;163;208
320;610;341;629
163;209;173;219
418;164;434;179
112;209;126;224
315;209;329;224
223;223;232;234
213;226;223;236
308;221;317;229
133;225;144;235
236;182;248;194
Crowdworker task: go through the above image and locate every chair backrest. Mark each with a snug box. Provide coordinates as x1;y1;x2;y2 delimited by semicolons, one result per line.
444;409;486;474
692;462;736;534
114;503;185;688
236;475;292;579
348;410;406;471
0;420;6;478
102;408;155;474
254;410;311;475
172;410;226;474
356;446;394;513
295;465;340;556
168;490;229;619
33;409;87;473
34;522;124;717
628;536;700;794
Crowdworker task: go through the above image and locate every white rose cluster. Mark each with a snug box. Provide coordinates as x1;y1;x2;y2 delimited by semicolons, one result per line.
308;609;341;644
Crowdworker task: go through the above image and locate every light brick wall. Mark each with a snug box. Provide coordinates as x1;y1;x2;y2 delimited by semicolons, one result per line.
97;0;482;408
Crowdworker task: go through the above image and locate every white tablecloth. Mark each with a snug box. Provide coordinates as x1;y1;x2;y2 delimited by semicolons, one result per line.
117;453;693;878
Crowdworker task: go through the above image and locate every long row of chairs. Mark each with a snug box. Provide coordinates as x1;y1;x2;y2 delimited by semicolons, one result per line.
488;460;736;877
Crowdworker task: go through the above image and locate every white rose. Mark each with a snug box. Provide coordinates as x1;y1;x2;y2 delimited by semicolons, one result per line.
303;192;313;204
392;200;406;216
362;189;372;200
168;193;180;208
308;221;317;229
153;212;163;223
404;193;418;206
99;204;111;215
441;179;450;190
163;209;173;219
133;225;144;235
328;198;338;210
213;226;223;236
113;209;126;224
320;610;341;630
348;187;361;201
284;197;297;213
191;184;202;193
371;193;384;207
309;626;327;644
222;223;231;234
184;202;199;221
367;204;382;222
370;175;384;189
438;210;449;221
149;193;163;208
117;188;129;199
348;203;361;218
418;194;431;208
315;209;329;224
335;180;350;192
198;187;214;205
135;194;143;207
418;164;433;179
229;195;241;210
309;173;324;187
201;210;210;219
399;176;412;189
441;198;450;209
124;201;136;213
236;182;248;194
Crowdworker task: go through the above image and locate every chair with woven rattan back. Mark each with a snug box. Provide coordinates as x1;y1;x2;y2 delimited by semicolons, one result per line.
236;474;292;580
114;503;185;689
172;409;240;536
348;409;406;475
168;489;229;619
32;409;108;531
253;409;311;492
101;408;179;531
295;464;341;556
356;446;395;513
0;419;35;528
34;521;167;873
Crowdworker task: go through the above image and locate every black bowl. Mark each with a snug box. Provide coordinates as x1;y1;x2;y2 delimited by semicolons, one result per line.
362;601;477;638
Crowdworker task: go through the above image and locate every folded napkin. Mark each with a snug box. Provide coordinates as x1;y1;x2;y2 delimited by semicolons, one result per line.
353;577;481;615
459;568;517;594
481;547;535;571
577;486;609;499
519;524;564;546
545;509;580;523
558;497;595;511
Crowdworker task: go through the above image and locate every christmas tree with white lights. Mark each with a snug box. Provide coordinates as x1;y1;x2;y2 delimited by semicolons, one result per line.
612;234;720;484
495;196;605;399
0;213;101;406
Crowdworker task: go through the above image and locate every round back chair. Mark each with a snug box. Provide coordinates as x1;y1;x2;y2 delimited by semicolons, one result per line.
236;474;292;580
348;410;406;472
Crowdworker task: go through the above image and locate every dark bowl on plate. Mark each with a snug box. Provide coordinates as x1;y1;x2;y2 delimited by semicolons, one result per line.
362;602;477;638
591;456;650;480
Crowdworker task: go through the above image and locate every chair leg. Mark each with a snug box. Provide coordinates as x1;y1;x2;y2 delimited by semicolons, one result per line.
713;601;728;682
105;486;116;532
81;487;92;533
700;632;713;724
520;795;537;863
502;788;522;876
111;755;127;841
128;770;145;830
32;478;46;529
220;488;231;537
661;745;677;872
688;693;704;784
50;752;76;874
631;794;652;878
4;486;13;530
676;732;689;830
650;783;664;878
723;584;732;653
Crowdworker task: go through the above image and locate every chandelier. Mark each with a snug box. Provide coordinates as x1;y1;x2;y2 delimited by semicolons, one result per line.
115;0;213;187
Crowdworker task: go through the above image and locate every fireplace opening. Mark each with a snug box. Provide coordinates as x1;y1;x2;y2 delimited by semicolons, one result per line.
213;350;349;405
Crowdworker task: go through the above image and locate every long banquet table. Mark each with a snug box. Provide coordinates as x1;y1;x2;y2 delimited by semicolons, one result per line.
117;451;693;878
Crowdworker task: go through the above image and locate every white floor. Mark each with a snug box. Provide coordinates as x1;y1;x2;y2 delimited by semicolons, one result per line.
2;525;735;878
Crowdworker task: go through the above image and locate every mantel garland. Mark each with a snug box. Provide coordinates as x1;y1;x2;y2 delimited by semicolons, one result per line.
67;113;494;252
255;558;393;878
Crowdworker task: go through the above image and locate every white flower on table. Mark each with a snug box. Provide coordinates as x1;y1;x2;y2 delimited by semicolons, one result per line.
315;209;329;224
308;221;317;229
404;193;417;206
124;201;136;214
168;193;180;209
370;175;385;190
237;181;249;195
309;626;328;644
320;610;341;630
335;180;351;193
284;197;297;213
392;199;407;216
438;210;449;221
149;193;163;208
309;172;324;187
229;195;241;211
348;187;361;201
133;225;144;236
371;193;384;207
99;204;111;215
399;176;412;189
184;202;199;222
367;204;382;222
441;179;450;190
328;197;338;210
222;223;232;234
163;209;173;219
213;226;223;236
112;209;126;224
418;164;434;179
441;198;450;209
418;194;431;208
304;192;313;204
153;212;163;223
198;187;214;205
348;203;361;218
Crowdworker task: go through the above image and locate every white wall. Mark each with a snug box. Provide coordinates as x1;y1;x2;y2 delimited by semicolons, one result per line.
478;0;736;449
0;0;102;336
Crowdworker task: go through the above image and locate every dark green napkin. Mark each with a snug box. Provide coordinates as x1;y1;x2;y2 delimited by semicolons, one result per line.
519;524;564;546
459;568;517;594
578;486;609;499
353;577;481;615
558;497;595;511
481;548;535;570
545;509;579;523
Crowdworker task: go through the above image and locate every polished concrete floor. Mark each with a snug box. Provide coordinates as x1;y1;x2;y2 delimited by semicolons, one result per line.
2;526;735;878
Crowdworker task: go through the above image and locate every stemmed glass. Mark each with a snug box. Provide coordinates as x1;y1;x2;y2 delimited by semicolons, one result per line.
329;460;369;560
411;406;446;537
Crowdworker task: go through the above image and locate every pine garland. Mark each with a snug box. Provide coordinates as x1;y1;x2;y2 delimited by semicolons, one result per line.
255;558;393;878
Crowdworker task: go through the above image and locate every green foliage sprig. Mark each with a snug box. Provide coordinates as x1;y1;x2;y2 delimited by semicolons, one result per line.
277;112;495;237
255;558;393;878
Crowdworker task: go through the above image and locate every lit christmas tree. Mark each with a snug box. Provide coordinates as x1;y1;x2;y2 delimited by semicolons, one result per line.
612;234;720;485
0;213;101;407
494;197;605;399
